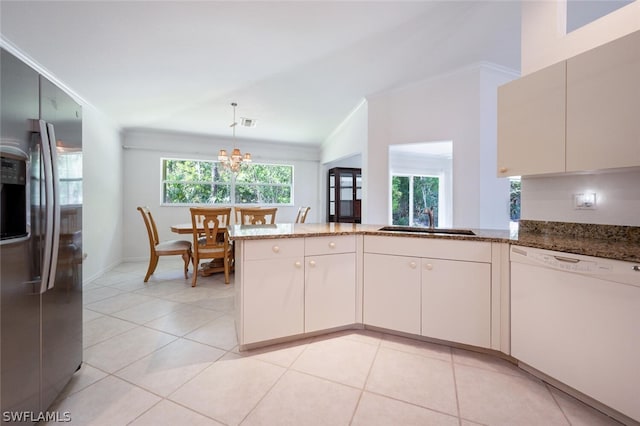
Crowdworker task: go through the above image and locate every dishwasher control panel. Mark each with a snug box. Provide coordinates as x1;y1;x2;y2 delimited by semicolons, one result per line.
511;245;640;287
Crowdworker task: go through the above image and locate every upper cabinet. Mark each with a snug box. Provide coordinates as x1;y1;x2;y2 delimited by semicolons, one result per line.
497;30;640;177
566;30;640;172
497;61;566;177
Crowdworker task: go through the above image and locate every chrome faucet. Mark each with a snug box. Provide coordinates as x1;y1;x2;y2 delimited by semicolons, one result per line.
424;207;434;229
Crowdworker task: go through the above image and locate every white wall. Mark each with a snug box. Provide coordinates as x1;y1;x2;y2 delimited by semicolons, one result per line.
319;101;368;222
122;129;320;261
522;170;640;226
82;106;124;282
520;0;640;226
521;0;639;75
366;63;515;229
320;100;368;165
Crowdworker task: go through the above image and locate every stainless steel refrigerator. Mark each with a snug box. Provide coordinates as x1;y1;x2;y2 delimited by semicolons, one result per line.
1;48;82;423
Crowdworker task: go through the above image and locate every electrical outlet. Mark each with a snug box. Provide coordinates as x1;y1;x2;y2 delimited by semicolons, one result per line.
574;193;597;210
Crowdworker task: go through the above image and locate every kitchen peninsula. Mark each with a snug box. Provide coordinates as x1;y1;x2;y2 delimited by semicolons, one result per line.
230;221;639;351
230;222;640;424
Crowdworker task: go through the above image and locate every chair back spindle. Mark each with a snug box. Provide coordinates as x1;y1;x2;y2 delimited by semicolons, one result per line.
237;207;277;225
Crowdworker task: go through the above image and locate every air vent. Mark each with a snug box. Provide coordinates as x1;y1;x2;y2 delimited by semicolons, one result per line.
240;117;257;128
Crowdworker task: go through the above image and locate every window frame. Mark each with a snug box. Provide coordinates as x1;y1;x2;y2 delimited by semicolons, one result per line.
160;157;294;206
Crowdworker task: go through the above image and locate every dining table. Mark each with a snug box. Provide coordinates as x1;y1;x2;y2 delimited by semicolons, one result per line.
170;223;202;235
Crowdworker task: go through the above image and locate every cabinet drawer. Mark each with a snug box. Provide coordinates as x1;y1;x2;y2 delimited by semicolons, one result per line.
364;236;491;263
243;238;305;261
305;235;356;256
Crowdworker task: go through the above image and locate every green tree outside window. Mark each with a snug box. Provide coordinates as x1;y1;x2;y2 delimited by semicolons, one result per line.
162;159;293;205
392;175;439;226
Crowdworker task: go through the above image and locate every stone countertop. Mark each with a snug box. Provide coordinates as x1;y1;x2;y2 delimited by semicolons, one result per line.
228;223;640;263
228;223;367;239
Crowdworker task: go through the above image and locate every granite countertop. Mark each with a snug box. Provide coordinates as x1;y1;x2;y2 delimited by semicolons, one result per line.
228;221;640;263
228;223;367;239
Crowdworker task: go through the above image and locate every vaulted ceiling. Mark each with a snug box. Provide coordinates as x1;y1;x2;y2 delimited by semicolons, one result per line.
0;1;521;145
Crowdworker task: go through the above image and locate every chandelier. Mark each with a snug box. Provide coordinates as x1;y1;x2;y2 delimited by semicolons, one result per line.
218;102;251;172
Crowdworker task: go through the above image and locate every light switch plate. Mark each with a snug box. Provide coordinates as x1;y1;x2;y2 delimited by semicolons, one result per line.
574;193;597;210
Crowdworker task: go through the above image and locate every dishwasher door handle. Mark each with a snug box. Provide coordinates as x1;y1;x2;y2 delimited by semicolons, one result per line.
553;255;580;264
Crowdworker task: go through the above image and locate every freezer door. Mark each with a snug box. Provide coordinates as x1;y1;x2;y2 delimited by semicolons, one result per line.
0;48;41;419
39;76;83;411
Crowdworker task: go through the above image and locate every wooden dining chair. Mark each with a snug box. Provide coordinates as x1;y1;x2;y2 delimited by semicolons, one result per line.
295;206;311;223
238;207;277;224
190;207;233;286
137;206;192;282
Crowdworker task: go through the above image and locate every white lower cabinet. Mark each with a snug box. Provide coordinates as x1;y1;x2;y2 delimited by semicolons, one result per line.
240;235;493;351
421;258;491;347
241;239;305;345
240;236;357;346
305;253;356;332
243;257;304;344
363;236;493;348
363;253;421;335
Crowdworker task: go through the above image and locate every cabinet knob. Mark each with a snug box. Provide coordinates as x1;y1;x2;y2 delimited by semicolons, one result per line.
294;261;302;268
409;261;417;269
425;263;433;271
309;260;316;267
329;242;336;249
499;167;508;173
272;245;280;253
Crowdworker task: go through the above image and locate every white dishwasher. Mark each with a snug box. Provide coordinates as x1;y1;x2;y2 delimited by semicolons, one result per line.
510;245;640;423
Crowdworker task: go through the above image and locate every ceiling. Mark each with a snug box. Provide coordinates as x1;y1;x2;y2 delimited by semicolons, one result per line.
0;1;521;146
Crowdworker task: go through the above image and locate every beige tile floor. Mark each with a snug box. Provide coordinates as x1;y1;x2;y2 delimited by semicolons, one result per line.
46;258;623;426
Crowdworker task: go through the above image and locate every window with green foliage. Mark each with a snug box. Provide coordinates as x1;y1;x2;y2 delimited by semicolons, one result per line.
234;164;293;204
510;177;521;222
162;158;293;205
392;175;439;226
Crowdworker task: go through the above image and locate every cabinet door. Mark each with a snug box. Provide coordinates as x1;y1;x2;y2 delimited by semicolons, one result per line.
243;257;304;344
363;253;421;334
497;61;566;176
305;253;356;332
566;30;640;171
421;258;491;348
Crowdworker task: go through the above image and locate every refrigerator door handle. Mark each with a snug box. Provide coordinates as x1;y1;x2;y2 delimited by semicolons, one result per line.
46;122;60;290
38;119;54;294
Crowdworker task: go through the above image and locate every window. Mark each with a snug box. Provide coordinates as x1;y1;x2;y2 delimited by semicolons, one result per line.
510;177;521;223
234;164;293;204
162;158;293;205
58;151;82;205
392;175;439;226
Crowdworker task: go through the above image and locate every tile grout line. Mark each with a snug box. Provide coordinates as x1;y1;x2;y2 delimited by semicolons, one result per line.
121;358;226;425
545;382;574;426
79;260;236;419
235;343;309;425
450;348;463;426
160;350;231;423
348;334;382;425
